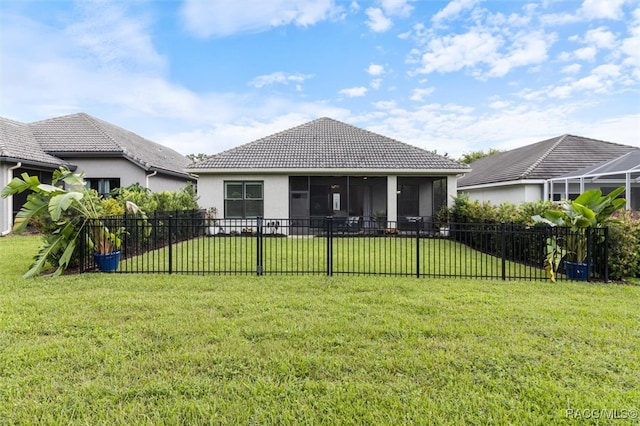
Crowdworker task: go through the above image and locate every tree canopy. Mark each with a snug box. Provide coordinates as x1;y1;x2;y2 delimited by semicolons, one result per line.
458;148;502;164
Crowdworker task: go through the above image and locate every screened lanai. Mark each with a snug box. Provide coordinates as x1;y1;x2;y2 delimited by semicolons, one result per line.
545;149;640;210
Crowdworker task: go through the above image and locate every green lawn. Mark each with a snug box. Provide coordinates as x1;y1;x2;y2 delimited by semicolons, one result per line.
1;235;639;424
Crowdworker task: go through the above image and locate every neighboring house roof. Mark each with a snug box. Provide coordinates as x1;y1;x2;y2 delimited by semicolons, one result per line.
29;113;192;179
458;134;637;188
189;117;468;172
552;148;640;180
0;116;66;168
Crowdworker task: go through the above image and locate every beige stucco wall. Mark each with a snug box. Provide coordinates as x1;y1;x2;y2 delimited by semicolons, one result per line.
447;175;458;207
461;183;543;205
197;174;289;219
64;158;192;192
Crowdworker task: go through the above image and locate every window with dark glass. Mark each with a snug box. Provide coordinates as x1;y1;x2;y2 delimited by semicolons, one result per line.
224;181;264;218
86;178;120;198
432;177;447;215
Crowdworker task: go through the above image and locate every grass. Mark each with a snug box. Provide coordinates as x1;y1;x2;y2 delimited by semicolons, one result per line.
1;235;639;424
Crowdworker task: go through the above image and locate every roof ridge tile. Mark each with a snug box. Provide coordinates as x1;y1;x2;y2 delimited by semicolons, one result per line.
521;134;567;179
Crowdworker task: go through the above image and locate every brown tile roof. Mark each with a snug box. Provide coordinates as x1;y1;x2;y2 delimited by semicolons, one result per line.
458;134;637;187
189;117;468;171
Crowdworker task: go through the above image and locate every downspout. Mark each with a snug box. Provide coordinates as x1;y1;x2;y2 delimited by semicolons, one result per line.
2;162;22;236
145;170;157;189
543;180;549;202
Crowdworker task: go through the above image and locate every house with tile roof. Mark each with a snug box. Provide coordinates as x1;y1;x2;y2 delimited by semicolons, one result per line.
1;117;67;234
1;113;195;235
188;117;469;232
457;134;637;205
29;113;195;195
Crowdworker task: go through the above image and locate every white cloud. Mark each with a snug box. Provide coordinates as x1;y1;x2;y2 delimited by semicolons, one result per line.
380;0;414;18
542;0;628;25
367;63;385;76
561;64;582;74
579;0;627;20
180;0;342;38
584;27;617;49
410;88;434;101
574;46;597;61
339;86;368;97
621;9;640;68
355;99;640;160
68;1;166;72
373;100;397;109
486;31;554;77
249;72;313;88
432;0;481;24
417;30;502;74
546;64;622;98
488;100;511;109
370;79;382;89
365;7;392;32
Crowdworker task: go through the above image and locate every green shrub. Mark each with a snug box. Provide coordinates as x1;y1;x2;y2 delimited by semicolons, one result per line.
608;210;640;281
452;194;552;225
111;182;199;213
101;198;125;216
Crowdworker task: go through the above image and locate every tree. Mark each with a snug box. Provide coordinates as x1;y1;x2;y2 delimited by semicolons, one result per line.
2;168;146;278
458;148;502;164
186;153;209;164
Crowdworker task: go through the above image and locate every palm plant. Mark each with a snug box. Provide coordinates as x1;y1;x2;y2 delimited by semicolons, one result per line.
533;186;626;282
1;168;143;278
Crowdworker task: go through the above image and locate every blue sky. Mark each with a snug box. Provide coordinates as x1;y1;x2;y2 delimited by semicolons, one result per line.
1;0;639;159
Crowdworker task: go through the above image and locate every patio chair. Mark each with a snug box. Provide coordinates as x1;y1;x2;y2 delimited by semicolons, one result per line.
339;216;361;234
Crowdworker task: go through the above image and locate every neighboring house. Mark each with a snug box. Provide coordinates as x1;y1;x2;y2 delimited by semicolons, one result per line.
548;149;640;210
457;134;637;205
188;117;469;232
1;113;195;235
29;113;195;196
1;117;67;235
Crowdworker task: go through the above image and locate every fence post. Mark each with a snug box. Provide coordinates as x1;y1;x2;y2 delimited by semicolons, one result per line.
256;217;263;276
168;214;173;274
416;218;421;278
122;212;128;263
586;227;592;283
603;227;609;282
501;222;506;281
326;216;333;276
80;223;86;273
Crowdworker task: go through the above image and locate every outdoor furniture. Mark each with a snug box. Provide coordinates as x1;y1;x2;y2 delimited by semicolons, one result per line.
338;216;361;234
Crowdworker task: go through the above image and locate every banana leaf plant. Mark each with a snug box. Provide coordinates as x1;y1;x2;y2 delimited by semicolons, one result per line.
1;168;144;278
532;186;626;282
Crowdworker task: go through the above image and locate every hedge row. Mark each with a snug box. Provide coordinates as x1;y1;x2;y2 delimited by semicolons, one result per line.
450;194;640;282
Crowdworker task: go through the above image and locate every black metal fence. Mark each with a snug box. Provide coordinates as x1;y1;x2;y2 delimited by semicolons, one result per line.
79;210;609;281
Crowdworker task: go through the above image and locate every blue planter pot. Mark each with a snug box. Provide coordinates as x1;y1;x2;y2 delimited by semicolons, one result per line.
564;261;590;281
94;251;121;272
